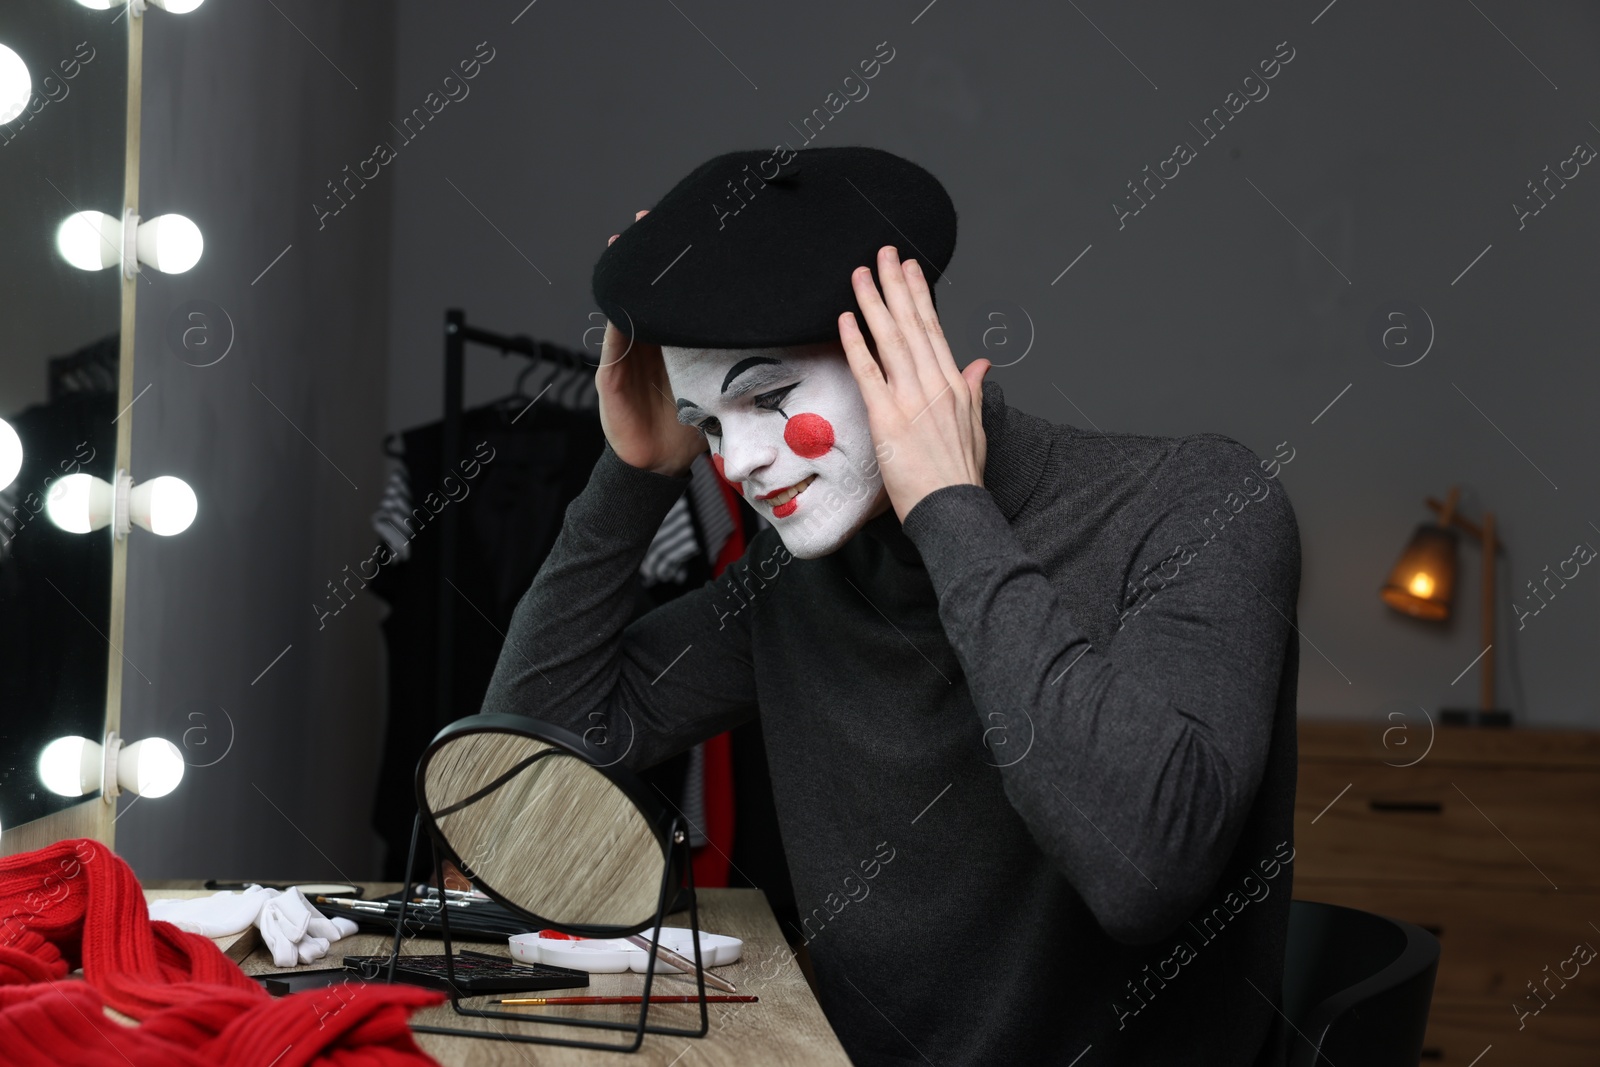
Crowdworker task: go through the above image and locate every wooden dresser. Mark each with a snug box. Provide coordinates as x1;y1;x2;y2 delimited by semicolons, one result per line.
1294;720;1600;1065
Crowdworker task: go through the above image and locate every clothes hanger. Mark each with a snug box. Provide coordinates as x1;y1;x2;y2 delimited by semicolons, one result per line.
491;342;596;416
558;363;592;410
560;349;600;410
491;357;563;425
494;355;549;409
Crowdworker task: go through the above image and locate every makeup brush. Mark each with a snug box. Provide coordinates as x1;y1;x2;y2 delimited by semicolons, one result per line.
626;935;738;993
500;995;757;1005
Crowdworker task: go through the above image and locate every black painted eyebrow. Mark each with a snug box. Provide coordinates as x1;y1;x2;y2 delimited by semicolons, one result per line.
722;356;782;394
677;360;796;424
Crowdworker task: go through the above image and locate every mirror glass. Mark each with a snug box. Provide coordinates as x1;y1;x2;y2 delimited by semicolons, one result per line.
0;1;126;831
421;728;667;929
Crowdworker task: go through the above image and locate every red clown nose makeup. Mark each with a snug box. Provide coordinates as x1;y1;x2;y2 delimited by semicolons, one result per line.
783;413;835;459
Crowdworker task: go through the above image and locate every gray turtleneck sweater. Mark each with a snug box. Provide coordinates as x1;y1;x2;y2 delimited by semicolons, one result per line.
480;381;1302;1066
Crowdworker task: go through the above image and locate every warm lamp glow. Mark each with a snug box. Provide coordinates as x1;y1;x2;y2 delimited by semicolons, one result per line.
1380;523;1458;621
1381;487;1507;719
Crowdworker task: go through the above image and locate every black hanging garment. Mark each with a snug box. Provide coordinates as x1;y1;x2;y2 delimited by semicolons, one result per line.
366;388;799;937
367;401;606;876
0;336;118;829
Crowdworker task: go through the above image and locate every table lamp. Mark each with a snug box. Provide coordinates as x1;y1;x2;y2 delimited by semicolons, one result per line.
1380;486;1512;726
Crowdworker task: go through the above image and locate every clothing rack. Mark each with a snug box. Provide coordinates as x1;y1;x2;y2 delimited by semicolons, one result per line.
437;308;598;726
48;333;120;402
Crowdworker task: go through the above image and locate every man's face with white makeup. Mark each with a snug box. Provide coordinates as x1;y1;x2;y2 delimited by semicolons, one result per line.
665;342;890;559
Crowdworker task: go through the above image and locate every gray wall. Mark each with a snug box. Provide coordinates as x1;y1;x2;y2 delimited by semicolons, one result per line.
384;0;1600;730
118;4;397;880
119;0;1600;878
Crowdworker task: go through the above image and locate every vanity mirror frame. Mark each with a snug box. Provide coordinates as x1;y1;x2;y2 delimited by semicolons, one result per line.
395;712;712;1052
0;5;141;859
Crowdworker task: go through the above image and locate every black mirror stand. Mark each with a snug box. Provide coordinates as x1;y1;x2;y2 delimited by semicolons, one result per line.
373;812;710;1052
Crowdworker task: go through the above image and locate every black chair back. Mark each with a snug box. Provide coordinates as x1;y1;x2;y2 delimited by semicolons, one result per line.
1263;900;1439;1066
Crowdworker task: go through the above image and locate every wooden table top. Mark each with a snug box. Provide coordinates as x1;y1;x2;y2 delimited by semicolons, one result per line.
208;883;851;1066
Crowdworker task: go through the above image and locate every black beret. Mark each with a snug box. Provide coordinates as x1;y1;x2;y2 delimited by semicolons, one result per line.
591;145;957;349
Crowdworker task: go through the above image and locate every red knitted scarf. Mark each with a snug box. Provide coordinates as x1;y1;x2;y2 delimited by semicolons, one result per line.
0;839;444;1066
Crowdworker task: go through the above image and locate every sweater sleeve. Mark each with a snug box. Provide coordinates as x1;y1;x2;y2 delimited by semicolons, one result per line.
477;442;760;771
899;436;1301;946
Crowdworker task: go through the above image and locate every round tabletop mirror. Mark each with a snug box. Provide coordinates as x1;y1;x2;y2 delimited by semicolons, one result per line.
417;714;674;934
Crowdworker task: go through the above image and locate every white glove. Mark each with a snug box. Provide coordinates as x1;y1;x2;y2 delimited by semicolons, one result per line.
258;887;360;967
148;885;276;938
147;885;359;967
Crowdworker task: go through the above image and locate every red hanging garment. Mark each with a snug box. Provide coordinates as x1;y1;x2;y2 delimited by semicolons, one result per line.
691;472;746;889
0;839;443;1067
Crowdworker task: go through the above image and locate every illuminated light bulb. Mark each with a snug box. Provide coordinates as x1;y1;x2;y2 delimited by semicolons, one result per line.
0;43;29;126
0;418;21;493
46;471;197;537
40;735;186;799
56;211;122;271
58;211;204;275
135;213;203;274
39;736;101;797
1408;572;1434;599
117;738;185;797
129;475;197;535
83;0;207;10
44;472;114;534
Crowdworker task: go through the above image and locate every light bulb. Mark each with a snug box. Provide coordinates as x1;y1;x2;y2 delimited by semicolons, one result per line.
76;0;208;10
56;211;121;271
44;472;114;534
41;734;185;799
129;475;197;535
0;418;21;493
0;43;29;126
117;738;185;798
40;736;102;797
58;211;204;275
135;213;203;274
1408;572;1434;599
